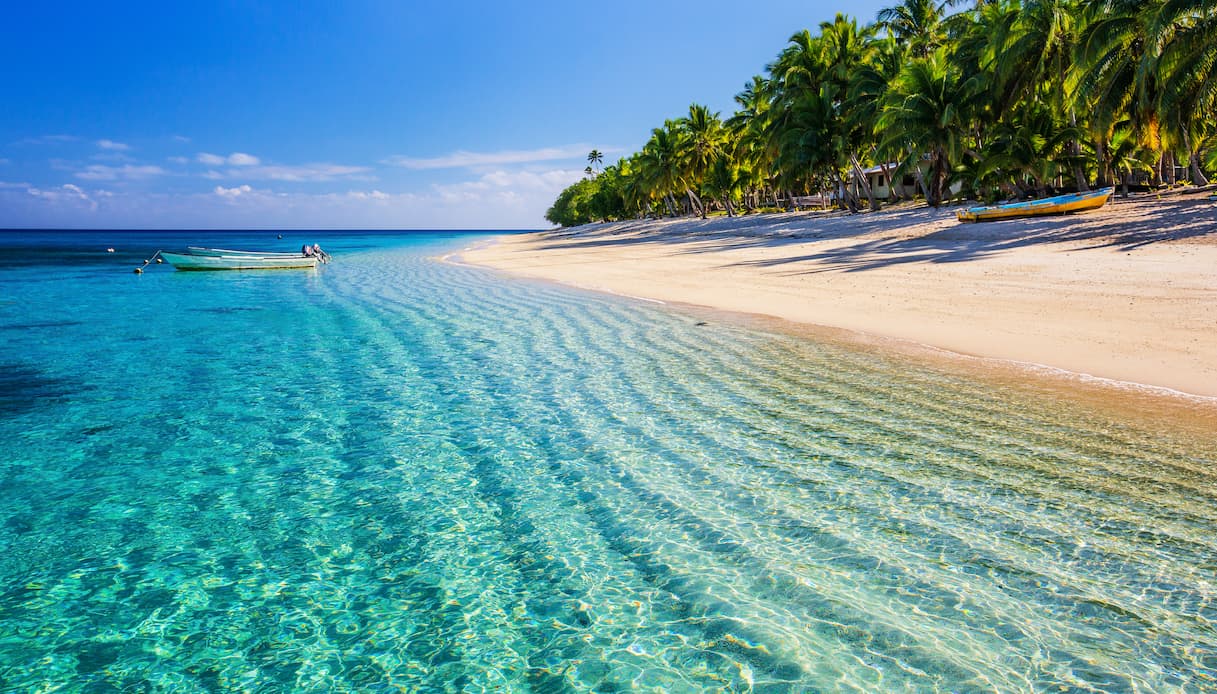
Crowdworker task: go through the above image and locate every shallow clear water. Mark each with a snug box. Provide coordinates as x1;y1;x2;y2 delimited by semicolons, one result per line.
1;230;1215;692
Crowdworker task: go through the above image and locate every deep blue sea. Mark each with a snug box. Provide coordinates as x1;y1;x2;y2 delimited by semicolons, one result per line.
1;229;1215;692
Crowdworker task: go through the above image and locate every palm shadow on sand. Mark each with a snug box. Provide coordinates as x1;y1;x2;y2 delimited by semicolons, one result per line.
541;195;1215;276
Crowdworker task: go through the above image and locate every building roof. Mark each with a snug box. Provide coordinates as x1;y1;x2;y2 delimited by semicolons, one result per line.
860;163;899;176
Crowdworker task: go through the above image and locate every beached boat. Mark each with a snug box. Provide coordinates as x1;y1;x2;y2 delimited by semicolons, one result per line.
956;187;1114;222
160;251;320;270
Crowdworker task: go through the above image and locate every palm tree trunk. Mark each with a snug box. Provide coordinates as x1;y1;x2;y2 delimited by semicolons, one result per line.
686;188;704;218
1072;152;1089;192
1189;153;1209;187
830;173;848;211
1068;109;1089;192
1095;139;1109;187
926;153;943;207
910;156;930;202
876;156;899;202
1181;129;1210;186
850;154;879;212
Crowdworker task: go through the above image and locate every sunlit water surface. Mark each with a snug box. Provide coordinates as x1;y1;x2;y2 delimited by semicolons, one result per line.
1;230;1215;692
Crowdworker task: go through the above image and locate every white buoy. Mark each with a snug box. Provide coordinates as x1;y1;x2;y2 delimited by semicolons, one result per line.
107;247;116;253
134;267;143;274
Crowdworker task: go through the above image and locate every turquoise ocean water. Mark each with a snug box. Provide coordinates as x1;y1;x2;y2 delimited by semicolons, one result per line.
1;230;1215;692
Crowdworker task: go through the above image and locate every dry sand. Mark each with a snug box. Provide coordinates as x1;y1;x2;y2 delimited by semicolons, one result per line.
463;193;1217;400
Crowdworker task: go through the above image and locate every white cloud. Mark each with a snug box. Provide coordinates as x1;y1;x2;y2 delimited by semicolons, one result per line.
167;156;189;164
172;135;191;143
75;164;166;181
91;151;133;163
202;163;370;182
14;134;79;146
27;183;96;210
384;144;601;170
215;184;253;198
227;152;260;166
193;153;366;181
346;190;389;200
245;163;368;181
433;168;582;198
198;152;263;166
197;152;226;165
97;139;130;151
0;167;579;229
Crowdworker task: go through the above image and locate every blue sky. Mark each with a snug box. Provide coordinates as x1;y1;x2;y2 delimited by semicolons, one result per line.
1;0;889;229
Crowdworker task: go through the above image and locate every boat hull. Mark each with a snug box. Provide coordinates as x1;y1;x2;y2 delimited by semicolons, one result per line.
160;251;319;270
957;188;1114;222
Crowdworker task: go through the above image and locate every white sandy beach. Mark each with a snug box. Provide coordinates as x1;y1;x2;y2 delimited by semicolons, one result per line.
465;193;1217;399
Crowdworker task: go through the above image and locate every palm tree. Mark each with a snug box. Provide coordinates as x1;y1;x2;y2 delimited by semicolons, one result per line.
877;0;950;58
877;51;967;206
997;0;1089;190
1074;0;1167;183
636;122;685;217
729;75;776;210
764;29;842;205
546;0;1216;218
820;14;882;210
677;104;728;218
978;102;1083;196
849;34;905;200
1154;0;1217;184
705;154;741;216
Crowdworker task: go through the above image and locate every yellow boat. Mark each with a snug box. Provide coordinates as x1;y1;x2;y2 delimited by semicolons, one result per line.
956;187;1114;222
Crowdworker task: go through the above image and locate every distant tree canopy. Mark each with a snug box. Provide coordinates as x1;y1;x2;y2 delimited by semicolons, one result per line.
547;0;1217;227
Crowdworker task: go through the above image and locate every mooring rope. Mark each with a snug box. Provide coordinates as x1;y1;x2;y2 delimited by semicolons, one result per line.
134;250;164;274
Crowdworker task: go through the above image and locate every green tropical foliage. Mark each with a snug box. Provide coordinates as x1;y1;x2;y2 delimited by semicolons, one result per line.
545;0;1217;226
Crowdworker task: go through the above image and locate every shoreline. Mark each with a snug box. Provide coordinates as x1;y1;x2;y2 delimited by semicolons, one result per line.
461;194;1217;407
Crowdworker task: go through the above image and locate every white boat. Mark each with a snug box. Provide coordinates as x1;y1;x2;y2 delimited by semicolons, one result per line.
186;246;309;258
160;251;320;271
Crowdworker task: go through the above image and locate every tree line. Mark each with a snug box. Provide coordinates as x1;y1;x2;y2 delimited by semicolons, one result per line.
546;0;1217;227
